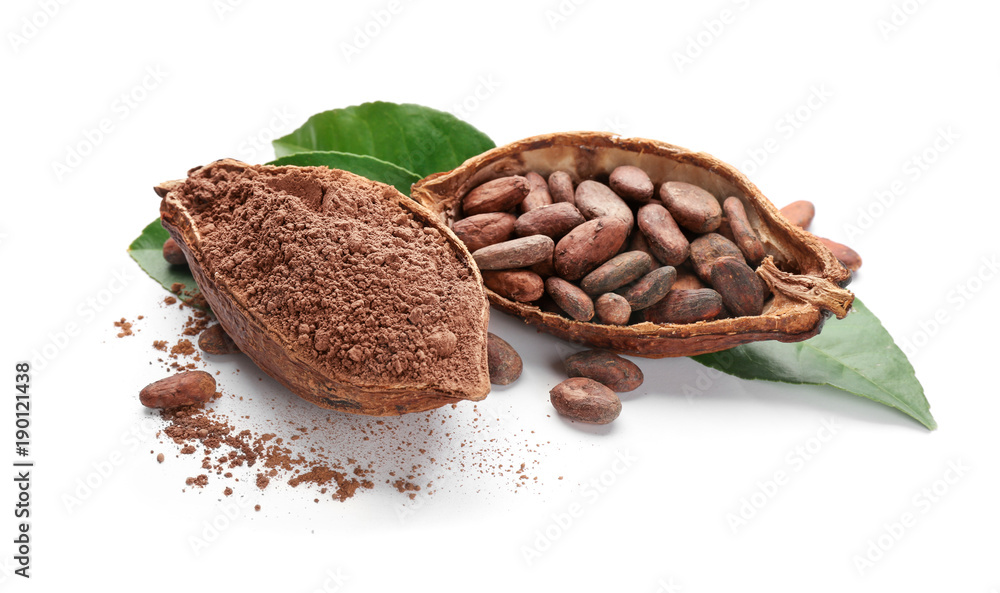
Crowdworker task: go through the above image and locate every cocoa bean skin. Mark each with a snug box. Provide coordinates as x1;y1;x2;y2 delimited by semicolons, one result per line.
565;350;643;392
574;180;634;231
643;289;724;324
482;269;545;303
595;293;631;325
514;202;586;240
710;257;764;317
660;181;723;233
617;266;677;311
553;217;629;281
462;176;530;215
549;377;622;424
198;324;240;354
548;171;575;205
637;203;690;266
609;165;654;204
689;233;745;281
452;212;517;252
487;333;522;385
580;251;655;296
545;277;595;321
163;238;187;266
140;371;216;409
780;200;815;230
723;197;766;265
818;237;862;271
472;235;554;270
520;171;554;213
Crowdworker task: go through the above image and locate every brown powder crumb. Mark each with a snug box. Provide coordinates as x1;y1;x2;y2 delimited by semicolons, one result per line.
180;445;196;454
156;453;165;463
223;487;233;496
170;283;184;294
256;473;270;490
164;296;177;305
114;318;134;338
171;339;196;357
153;340;167;351
185;474;208;487
254;504;261;511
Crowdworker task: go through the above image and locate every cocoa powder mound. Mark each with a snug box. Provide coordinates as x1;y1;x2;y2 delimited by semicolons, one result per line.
176;163;484;395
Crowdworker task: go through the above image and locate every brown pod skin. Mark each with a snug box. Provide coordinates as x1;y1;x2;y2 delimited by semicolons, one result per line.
462;176;530;215
575;180;634;231
482;270;545;303
553;217;629;281
643;289;724;324
672;270;705;291
452;212;517;253
549;377;622;424
580;251;655;296
487;333;522;385
472;235;554;270
660;181;723;233
780;200;815;230
198;324;240;354
139;371;216;409
689;233;745;281
545;277;595;321
818;237;862;272
608;165;654;204
520;171;554;213
723;197;766;265
514;202;586;240
710;257;764;317
163;238;187;266
595;293;631;325
617;266;676;311
637;204;690;266
565;350;644;392
548;171;575;205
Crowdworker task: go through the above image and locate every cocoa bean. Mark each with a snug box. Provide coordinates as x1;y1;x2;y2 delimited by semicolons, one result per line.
549;377;622;424
628;229;662;264
595;293;631;325
643;288;724;324
198;324;240;354
565;349;644;392
818;237;862;272
163;238;187;266
660;181;723;233
553;217;629;280
472;235;554;270
580;251;655;295
710;257;763;317
672;269;705;291
545;277;595;321
574;180;634;231
140;371;216;409
452;212;517;252
487;333;522;385
462;176;530;215
723;197;765;265
548;171;575;205
637;203;690;266
609;165;654;204
616;266;676;311
520;171;554;213
780;200;815;230
529;254;557;278
482;269;545;302
514;202;586;239
689;233;745;281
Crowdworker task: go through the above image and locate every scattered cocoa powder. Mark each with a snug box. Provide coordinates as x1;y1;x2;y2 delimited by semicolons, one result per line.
114;318;134;338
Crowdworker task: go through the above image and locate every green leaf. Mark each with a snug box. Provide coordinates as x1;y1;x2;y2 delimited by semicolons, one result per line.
127;218;205;308
268;151;421;196
272;101;495;177
692;298;935;430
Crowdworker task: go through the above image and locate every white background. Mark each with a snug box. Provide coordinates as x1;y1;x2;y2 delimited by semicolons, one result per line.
3;0;999;591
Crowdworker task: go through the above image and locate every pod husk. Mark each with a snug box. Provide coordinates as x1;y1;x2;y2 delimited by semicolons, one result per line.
158;159;491;415
412;132;854;358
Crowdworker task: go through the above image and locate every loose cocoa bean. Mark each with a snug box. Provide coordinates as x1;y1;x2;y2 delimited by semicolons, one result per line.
643;288;724;324
452;212;517;252
487;333;522;385
548;171;575;205
595;293;631;325
482;269;545;302
462;176;530;215
723;197;765;265
710;257;763;317
472;235;554;270
545;277;595;321
818;237;862;272
672;269;705;291
565;350;644;392
140;371;216;409
580;251;655;295
660;181;723;233
780;200;815;230
637;203;690;266
198;324;240;354
529;254;557;278
616;266;676;311
689;233;745;281
514;202;586;240
163;238;187;266
553;217;629;280
609;165;654;204
549;377;622;424
574;180;634;231
520;171;554;213
627;229;662;264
